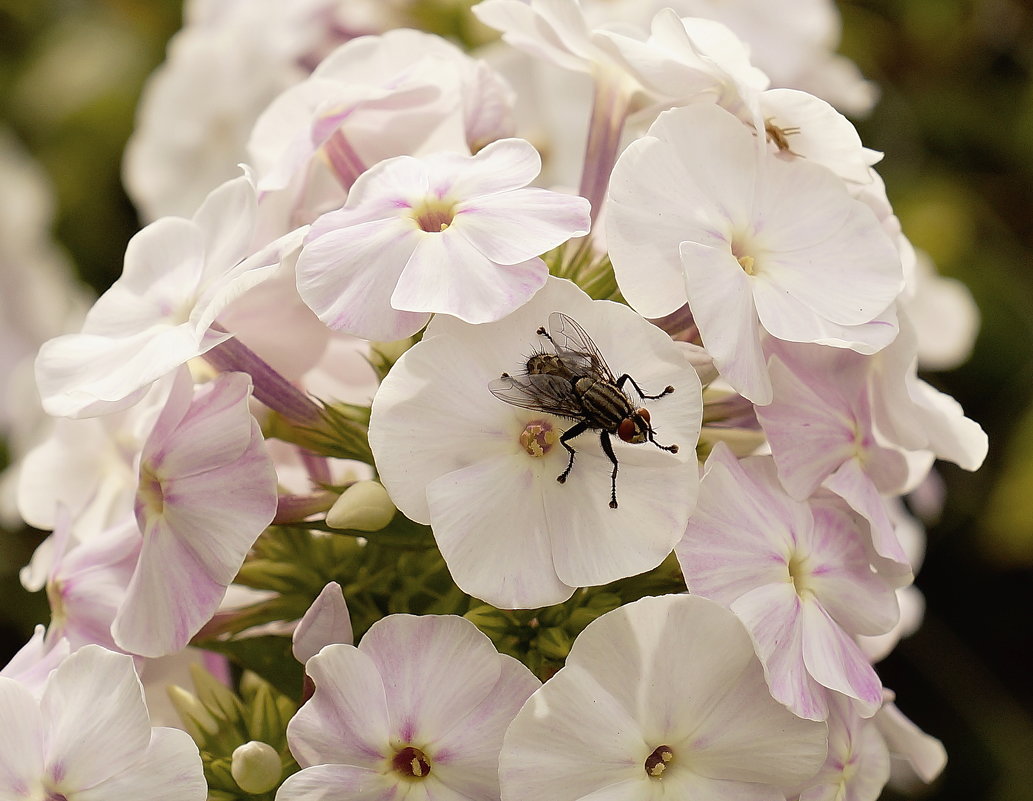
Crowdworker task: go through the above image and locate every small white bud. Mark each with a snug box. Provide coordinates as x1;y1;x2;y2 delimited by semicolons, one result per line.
231;740;282;794
326;480;396;532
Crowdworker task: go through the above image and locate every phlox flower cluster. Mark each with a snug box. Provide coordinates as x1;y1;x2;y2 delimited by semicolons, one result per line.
1;1;985;800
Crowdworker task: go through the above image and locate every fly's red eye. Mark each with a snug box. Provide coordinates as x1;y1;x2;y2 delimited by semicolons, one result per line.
636;408;650;423
618;418;638;442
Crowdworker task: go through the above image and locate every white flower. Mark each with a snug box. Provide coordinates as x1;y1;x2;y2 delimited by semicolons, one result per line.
499;594;828;800
34;174;304;418
278;614;540;801
607;102;903;404
0;645;206;801
296;139;590;340
368;277;702;608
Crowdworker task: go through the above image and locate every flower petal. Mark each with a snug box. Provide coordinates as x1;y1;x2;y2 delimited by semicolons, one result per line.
74;728;205;801
359;615;502;746
40;646;151;790
680;240;771;404
296;217;428;340
456;187;590;266
800;602;883;716
427;453;575;608
0;677;44;795
288;644;391;768
276;764;398;801
392;231;548;324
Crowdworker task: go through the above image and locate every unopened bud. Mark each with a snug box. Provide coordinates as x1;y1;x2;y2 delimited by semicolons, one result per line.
464;605;511;641
190;663;244;724
231;741;283;794
326;480;396;532
167;685;219;741
536;626;573;661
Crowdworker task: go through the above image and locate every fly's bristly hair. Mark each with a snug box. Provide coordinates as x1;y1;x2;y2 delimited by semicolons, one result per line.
489;312;679;509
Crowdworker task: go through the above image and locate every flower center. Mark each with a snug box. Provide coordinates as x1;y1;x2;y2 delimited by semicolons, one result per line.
519;419;558;457
644;744;674;778
731;238;757;276
411;197;457;233
392;746;432;780
137;462;166;519
787;551;814;598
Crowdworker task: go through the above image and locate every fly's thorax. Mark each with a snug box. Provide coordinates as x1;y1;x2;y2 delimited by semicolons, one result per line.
576;376;636;432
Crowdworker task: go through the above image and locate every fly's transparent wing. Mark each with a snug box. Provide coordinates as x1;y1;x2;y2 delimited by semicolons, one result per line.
547;312;615;381
488;372;584;419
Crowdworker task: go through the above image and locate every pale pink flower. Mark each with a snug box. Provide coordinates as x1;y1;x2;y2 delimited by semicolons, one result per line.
0;645;206;801
676;443;898;721
791;694;890;801
368;278;702;609
35;174;304;419
296;139;591;340
755;345;913;578
249;27;515;209
41;512;140;653
607;102;903;404
278;614;540;801
499;594;828;801
112;370;277;657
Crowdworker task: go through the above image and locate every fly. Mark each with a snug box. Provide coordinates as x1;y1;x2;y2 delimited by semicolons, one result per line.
489;312;679;509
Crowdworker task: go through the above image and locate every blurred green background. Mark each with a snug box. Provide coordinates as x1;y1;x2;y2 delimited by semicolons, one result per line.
1;1;1032;799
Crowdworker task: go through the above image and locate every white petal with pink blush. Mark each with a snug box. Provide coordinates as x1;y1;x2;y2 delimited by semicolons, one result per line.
113;369;277;657
279;614;539;801
34;173;303;419
296;139;590;339
0;645;205;801
368;278;702;609
499;595;828;801
678;444;896;721
607;102;903;404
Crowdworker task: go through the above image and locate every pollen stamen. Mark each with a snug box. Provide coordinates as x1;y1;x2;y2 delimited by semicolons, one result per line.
644;745;675;778
520;419;558;457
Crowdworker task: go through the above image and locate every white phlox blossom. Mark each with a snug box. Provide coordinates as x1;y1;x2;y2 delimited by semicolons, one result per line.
368;277;702;608
607;102;903;404
0;645;206;801
631;0;879;115
296;139;591;340
499;594;829;800
112;369;278;658
248;27;516;231
34;173;306;419
124;0;400;221
755;344;914;578
17;375;173;538
278;614;540;801
677;443;899;722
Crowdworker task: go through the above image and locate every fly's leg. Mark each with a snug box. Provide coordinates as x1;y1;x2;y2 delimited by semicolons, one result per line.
616;373;674;401
646;429;679;454
557;420;589;484
599;431;620;509
536;325;556;347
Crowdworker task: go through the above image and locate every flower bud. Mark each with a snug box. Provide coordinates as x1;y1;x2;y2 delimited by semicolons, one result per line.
247;683;287;746
231;741;283;794
190;663;244;724
536;626;573;661
167;685;220;742
464;604;512;641
326;480;397;532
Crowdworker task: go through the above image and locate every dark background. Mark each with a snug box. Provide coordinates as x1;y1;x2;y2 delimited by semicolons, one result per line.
2;2;1032;799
